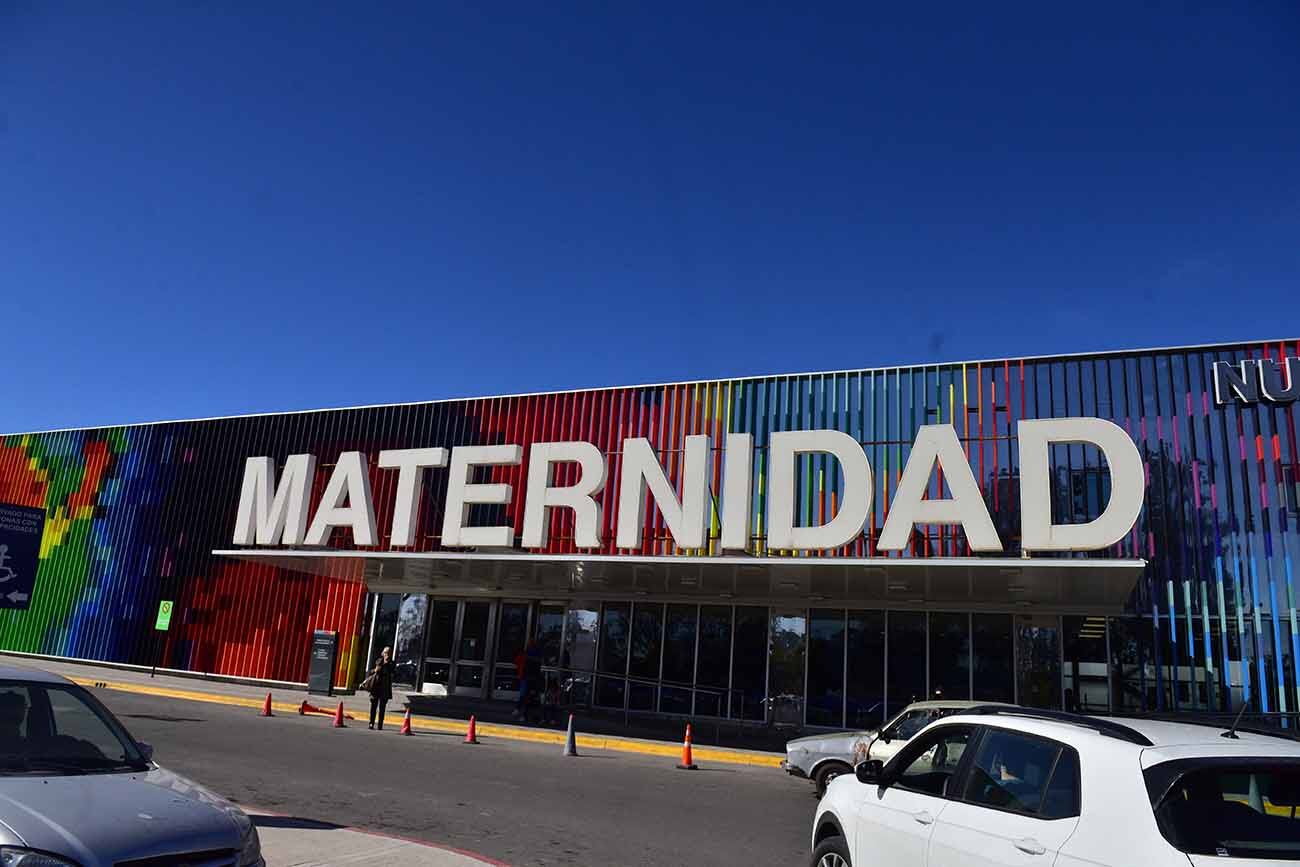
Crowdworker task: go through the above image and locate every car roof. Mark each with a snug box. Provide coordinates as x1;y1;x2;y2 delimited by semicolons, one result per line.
0;665;74;685
902;700;1013;711
940;709;1300;757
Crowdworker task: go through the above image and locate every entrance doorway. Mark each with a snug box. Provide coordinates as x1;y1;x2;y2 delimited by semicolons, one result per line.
422;599;498;698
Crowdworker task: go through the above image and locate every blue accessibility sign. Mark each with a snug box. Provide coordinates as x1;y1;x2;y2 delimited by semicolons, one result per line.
0;503;45;610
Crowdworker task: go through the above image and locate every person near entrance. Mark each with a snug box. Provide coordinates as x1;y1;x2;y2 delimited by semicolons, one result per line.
364;646;396;730
514;640;543;722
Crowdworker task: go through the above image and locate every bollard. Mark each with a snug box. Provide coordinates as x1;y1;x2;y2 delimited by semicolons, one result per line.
562;713;579;757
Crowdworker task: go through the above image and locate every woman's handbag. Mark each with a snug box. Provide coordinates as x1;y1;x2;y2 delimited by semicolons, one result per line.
359;672;376;692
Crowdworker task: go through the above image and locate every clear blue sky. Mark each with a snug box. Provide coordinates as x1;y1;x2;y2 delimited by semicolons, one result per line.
4;3;1297;432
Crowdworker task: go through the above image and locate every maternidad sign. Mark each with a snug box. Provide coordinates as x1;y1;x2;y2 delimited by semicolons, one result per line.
230;417;1145;557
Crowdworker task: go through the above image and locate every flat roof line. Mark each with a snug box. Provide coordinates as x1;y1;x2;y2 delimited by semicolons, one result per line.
213;549;1147;569
8;336;1295;437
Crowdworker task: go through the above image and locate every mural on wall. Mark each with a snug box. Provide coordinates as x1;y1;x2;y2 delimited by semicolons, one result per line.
0;340;1296;709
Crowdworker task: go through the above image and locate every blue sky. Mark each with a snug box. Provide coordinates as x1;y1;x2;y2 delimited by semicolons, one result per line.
3;2;1297;432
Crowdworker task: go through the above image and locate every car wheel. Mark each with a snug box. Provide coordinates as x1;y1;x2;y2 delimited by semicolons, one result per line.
810;834;851;867
814;762;851;797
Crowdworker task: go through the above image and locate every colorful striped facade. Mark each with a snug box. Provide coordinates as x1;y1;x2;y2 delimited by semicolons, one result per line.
1;340;1297;714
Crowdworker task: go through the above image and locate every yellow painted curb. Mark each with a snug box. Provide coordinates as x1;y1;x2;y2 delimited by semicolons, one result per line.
75;676;784;768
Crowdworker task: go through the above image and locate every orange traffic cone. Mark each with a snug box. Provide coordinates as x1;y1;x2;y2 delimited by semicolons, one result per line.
399;709;412;736
298;700;308;715
463;715;480;745
260;693;273;717
332;701;346;728
676;723;698;770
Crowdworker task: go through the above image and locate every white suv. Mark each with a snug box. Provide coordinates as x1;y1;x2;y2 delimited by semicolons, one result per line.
811;706;1300;866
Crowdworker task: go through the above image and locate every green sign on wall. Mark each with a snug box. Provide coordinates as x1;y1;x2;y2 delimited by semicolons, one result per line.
154;600;174;631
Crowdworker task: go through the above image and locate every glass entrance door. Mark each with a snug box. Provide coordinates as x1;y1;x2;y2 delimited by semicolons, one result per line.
491;602;532;699
422;600;458;695
451;601;494;696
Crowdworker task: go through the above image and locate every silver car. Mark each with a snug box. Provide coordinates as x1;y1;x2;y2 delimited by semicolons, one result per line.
0;665;262;866
783;700;1002;795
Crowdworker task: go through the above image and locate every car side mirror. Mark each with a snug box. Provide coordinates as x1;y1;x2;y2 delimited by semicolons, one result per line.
136;742;154;763
855;759;884;785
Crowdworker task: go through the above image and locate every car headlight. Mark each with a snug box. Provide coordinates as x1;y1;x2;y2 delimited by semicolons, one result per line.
239;824;262;866
0;849;77;867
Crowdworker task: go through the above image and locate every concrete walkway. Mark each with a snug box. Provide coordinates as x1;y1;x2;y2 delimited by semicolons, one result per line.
0;652;783;768
250;812;506;866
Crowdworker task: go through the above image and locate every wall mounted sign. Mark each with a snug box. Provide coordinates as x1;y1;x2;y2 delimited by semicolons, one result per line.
232;417;1145;557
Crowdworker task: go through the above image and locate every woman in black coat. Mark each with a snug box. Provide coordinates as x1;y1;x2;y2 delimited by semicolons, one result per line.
365;646;396;730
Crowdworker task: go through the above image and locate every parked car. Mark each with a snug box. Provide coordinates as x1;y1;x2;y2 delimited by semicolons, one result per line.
784;700;1000;795
811;704;1300;866
0;665;263;866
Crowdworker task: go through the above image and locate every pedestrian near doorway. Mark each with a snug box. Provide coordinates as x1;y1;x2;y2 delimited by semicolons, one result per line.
363;646;396;730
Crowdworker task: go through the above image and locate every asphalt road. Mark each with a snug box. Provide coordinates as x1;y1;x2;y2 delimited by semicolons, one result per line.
97;689;814;866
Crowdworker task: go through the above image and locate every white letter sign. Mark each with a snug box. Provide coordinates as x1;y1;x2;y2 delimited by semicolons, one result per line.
1018;418;1144;552
767;430;872;550
616;436;710;550
878;424;1002;552
232;453;317;545
305;451;378;546
441;445;523;547
521;441;607;549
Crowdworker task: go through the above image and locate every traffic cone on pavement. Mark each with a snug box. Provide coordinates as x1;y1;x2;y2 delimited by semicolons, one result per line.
562;713;579;757
260;693;273;717
399;709;412;736
332;701;346;728
676;723;698;770
464;715;480;745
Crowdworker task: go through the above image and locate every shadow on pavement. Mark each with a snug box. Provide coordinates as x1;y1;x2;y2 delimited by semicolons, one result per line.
121;713;205;723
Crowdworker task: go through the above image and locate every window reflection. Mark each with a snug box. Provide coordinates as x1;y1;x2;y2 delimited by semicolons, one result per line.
1062;615;1108;712
973;613;1014;703
696;606;732;717
392;594;427;688
769;610;806;726
887;611;926;719
660;604;697;714
807;610;845;727
929;613;970;701
847;610;885;728
732;606;768;721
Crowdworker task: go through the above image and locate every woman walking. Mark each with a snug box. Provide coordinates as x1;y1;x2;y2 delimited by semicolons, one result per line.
365;646;396;730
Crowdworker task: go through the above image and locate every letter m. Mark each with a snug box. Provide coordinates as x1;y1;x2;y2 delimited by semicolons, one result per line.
232;454;317;545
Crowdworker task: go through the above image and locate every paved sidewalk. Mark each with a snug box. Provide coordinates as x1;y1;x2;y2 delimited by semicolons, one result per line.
250;812;506;866
0;653;783;767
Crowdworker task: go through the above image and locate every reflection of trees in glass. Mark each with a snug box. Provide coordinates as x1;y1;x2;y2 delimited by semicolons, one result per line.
393;595;427;683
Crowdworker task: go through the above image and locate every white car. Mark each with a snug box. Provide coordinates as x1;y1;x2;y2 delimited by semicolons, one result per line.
785;701;1002;796
811;705;1300;866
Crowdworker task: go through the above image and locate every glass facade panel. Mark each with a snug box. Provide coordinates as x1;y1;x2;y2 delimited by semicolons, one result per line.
732;606;768;721
1062;615;1108;713
769;610;807;726
663;605;697;684
929;613;970;701
807;609;845;727
846;610;885;729
458;602;490;662
562;605;599;672
535;604;564;667
1016;614;1061;709
493;602;530;693
598;603;630;675
1111;615;1156;712
887;611;926;719
393;594;427;688
368;594;400;670
425;599;456;660
630;603;663;681
972;613;1014;703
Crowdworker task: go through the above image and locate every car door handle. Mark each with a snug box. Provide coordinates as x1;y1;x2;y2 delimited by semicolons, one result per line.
1013;837;1046;855
912;810;935;825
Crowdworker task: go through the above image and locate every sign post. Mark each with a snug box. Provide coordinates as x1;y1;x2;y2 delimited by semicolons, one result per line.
152;600;173;678
0;503;45;610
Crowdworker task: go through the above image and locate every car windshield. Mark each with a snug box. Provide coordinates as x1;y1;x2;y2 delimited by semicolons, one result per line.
0;680;145;775
1148;760;1300;859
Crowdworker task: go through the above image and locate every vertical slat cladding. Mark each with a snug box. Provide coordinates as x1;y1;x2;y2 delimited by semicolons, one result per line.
1;342;1297;706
